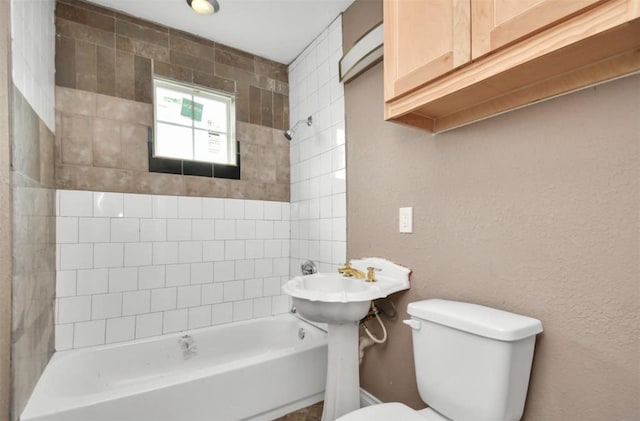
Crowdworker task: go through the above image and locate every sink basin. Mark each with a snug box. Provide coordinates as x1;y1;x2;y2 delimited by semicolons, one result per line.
282;257;411;323
292;297;371;324
283;274;372;323
282;257;411;421
292;273;372;301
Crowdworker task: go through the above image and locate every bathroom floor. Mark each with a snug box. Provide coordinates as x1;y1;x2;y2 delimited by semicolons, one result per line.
274;401;323;421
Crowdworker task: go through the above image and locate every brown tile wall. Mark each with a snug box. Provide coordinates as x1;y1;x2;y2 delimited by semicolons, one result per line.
10;88;56;421
55;86;290;201
54;0;290;202
55;0;289;131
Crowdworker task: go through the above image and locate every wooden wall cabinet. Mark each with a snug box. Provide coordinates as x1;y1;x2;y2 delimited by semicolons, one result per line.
384;0;470;101
383;0;640;133
471;0;607;58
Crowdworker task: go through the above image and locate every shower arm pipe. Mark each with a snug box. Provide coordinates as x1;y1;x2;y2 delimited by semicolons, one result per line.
292;116;312;130
284;116;312;140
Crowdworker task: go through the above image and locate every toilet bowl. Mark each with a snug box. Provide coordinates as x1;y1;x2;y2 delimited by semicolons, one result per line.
337;402;447;420
336;299;543;421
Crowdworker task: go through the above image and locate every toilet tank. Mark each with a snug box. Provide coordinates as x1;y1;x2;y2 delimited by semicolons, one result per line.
406;299;543;421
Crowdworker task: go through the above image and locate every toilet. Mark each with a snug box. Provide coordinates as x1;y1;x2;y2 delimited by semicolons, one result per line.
337;299;543;421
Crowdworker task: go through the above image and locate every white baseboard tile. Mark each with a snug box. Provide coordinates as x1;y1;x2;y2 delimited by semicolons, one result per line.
359;388;382;407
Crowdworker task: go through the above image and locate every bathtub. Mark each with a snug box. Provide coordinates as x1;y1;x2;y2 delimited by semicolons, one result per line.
21;315;328;421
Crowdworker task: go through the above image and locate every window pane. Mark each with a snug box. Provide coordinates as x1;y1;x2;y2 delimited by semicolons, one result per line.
194;94;228;132
156;122;193;160
155;86;196;127
153;77;236;167
194;129;232;164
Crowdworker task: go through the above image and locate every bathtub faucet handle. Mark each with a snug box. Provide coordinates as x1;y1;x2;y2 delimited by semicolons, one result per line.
301;260;317;275
179;335;197;354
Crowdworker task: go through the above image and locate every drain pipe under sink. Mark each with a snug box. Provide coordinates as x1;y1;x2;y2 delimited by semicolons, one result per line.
358;335;375;364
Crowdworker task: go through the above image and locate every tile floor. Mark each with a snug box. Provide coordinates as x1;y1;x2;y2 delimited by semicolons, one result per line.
274;401;323;421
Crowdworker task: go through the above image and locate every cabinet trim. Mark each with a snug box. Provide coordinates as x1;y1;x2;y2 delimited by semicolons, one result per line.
393;52;453;97
452;0;471;65
472;0;608;59
384;110;435;132
383;0;397;101
436;50;640;132
386;0;640;132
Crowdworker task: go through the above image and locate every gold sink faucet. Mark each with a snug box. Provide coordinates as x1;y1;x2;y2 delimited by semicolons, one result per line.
338;262;365;279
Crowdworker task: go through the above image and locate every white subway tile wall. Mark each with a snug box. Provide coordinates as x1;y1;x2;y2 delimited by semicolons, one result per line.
288;16;346;275
55;190;291;350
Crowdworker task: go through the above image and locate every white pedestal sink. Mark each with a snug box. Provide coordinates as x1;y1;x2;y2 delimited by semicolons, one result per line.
282;258;411;421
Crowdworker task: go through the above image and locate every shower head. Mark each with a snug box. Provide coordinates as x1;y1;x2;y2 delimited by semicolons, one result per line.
283;116;312;141
284;129;294;141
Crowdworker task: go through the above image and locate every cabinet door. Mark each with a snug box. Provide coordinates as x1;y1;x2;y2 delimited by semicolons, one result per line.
384;0;470;101
471;0;607;59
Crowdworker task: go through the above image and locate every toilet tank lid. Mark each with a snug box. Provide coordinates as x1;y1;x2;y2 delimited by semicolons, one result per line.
407;299;543;341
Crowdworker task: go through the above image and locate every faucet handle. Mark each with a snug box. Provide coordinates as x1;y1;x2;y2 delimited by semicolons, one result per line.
338;262;352;271
366;267;381;282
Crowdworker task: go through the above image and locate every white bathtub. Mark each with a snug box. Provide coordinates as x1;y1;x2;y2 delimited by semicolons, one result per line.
21;315;328;421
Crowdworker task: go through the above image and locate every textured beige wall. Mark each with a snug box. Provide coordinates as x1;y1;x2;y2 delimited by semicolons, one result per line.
341;0;382;53
345;63;640;420
0;1;12;420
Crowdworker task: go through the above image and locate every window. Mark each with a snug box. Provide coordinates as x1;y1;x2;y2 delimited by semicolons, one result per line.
153;77;236;166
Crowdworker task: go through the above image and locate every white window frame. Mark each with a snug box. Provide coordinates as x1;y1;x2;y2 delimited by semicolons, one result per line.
152;76;237;166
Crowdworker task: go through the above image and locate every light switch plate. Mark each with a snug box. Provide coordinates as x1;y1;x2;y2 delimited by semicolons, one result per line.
399;207;413;233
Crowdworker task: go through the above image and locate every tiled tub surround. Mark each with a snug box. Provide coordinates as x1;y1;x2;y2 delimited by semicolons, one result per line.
10;0;57;418
0;1;11;415
55;86;290;201
55;190;291;350
11;0;56;130
11;179;56;419
54;0;289;131
10;89;57;421
288;17;346;274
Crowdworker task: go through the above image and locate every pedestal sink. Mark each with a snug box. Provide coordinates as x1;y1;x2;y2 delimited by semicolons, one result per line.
282;257;411;421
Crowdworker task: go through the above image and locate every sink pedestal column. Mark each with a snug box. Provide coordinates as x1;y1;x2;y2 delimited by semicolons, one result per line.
321;322;360;421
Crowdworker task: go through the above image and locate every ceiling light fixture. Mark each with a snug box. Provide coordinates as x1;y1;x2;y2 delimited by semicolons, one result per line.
186;0;220;15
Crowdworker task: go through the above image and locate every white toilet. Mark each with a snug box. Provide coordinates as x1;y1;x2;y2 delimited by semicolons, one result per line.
337;299;543;421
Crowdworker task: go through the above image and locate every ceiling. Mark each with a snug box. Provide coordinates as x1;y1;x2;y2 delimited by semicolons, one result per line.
86;0;354;64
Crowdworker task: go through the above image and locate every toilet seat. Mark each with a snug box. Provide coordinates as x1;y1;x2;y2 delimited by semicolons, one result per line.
336;403;424;421
335;403;449;421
